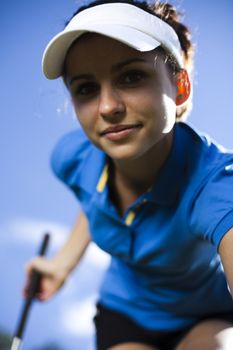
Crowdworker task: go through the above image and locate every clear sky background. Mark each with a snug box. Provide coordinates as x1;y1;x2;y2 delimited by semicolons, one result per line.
0;0;233;349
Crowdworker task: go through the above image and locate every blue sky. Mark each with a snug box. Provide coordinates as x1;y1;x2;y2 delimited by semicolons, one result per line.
0;0;233;349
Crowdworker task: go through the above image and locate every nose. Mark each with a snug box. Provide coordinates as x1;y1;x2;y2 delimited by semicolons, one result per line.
98;84;126;120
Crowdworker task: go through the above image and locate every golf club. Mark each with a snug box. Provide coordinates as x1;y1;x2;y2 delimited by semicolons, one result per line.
11;232;50;350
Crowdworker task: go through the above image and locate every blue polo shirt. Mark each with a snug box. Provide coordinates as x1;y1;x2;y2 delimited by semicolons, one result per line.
51;122;233;331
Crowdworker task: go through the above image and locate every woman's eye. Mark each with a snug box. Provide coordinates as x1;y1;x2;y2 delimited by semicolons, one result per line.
74;82;99;97
120;70;147;85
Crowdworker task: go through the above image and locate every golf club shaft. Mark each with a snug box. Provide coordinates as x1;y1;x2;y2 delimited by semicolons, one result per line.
14;297;33;340
11;336;22;350
11;233;50;350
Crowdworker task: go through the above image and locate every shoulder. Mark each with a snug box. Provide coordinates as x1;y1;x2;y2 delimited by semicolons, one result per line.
50;128;92;183
178;122;233;177
181;123;233;247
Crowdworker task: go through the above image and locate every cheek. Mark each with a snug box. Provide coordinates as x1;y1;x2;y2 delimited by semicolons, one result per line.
149;78;177;134
135;86;176;135
161;93;176;133
72;101;97;131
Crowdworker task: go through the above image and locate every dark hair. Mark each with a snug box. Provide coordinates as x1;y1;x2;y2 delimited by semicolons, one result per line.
66;0;194;120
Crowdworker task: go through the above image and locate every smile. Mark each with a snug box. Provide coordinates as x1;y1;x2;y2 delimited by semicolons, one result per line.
100;124;142;141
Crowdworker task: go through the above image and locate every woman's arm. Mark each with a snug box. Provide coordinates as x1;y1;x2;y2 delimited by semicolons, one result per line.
218;227;233;296
52;210;91;274
24;211;91;301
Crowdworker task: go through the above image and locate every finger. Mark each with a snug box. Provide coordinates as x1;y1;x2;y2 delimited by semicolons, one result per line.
23;259;46;299
24;256;50;275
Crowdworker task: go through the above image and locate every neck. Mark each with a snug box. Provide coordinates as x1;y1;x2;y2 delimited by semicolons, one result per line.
109;130;174;214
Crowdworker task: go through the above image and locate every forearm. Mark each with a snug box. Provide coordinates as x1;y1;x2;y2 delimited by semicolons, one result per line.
219;227;233;296
52;211;91;275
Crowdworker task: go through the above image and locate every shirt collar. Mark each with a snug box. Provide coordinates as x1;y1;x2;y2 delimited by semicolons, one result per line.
80;123;188;207
74;144;107;193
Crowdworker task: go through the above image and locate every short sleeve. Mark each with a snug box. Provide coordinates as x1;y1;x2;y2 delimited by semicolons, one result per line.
189;162;233;249
50;127;90;186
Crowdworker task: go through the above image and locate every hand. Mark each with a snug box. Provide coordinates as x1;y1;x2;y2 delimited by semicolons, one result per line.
23;256;69;301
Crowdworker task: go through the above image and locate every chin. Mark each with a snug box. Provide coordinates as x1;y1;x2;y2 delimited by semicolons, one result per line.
105;144;148;162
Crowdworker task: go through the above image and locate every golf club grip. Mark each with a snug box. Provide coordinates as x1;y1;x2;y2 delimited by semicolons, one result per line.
28;233;50;299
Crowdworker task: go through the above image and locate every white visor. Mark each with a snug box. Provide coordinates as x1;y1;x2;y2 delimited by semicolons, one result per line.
42;3;184;79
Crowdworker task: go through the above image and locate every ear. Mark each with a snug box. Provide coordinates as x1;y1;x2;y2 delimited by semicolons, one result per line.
176;69;191;106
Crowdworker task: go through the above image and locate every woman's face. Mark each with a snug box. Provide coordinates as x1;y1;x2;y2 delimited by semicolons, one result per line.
65;34;177;161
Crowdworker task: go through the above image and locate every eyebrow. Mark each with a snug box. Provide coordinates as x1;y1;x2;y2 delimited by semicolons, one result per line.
69;74;93;86
112;57;147;72
68;57;148;87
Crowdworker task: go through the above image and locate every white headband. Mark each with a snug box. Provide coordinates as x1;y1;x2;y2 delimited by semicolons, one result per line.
42;3;184;79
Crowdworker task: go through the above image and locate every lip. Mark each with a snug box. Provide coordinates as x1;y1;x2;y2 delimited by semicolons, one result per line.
100;124;142;141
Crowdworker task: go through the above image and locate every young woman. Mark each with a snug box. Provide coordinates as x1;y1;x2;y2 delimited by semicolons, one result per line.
25;1;233;349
